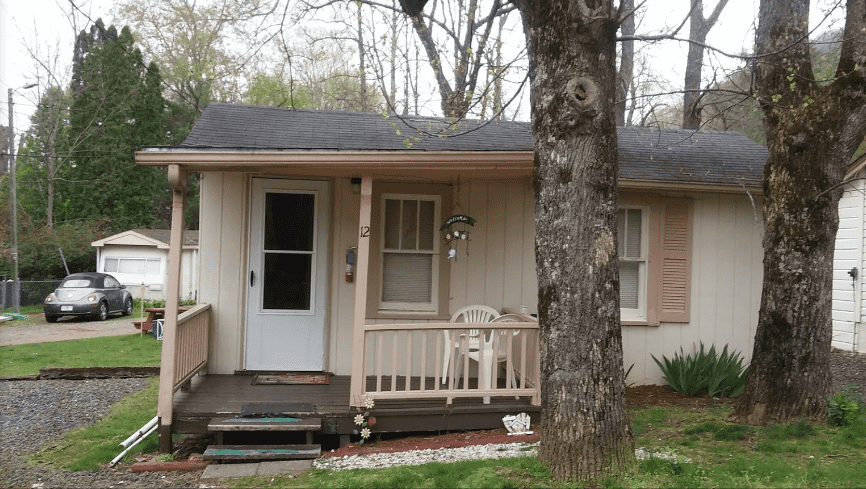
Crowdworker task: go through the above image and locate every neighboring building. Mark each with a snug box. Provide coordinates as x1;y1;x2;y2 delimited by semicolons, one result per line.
91;229;199;302
833;152;866;354
136;103;768;448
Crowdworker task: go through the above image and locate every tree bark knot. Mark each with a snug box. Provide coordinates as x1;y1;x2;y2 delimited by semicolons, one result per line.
566;76;599;109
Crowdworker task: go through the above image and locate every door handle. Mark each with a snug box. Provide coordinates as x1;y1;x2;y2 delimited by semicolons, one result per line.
250;270;255;287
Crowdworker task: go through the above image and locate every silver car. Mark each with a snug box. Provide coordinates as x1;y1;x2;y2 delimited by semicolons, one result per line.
43;272;133;323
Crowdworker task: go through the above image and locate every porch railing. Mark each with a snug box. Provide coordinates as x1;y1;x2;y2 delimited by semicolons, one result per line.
358;321;540;406
172;303;211;391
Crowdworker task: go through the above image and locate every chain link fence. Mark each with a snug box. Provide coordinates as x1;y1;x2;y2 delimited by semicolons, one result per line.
1;279;63;311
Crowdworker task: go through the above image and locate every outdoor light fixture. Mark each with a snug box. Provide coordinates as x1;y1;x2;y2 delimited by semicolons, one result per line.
351;177;362;194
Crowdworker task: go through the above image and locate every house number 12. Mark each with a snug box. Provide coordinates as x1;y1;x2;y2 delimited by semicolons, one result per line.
360;226;370;238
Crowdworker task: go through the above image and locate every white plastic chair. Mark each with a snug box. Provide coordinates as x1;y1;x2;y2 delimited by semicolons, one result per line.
490;314;525;393
442;305;500;386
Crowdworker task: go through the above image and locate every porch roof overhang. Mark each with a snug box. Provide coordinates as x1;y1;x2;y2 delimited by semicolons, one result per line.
135;148;534;179
135;148;764;194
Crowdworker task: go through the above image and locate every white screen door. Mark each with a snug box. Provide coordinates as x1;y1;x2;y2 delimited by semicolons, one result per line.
245;178;329;371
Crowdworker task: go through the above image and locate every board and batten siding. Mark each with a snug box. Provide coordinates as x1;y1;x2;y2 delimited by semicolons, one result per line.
198;171;250;374
327;178;539;376
832;174;866;353
622;192;764;385
198;173;765;383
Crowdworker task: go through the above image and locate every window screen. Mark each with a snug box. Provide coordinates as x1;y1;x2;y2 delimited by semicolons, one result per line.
380;196;438;309
618;208;645;310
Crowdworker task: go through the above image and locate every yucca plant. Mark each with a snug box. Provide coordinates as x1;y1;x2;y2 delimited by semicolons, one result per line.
652;342;748;397
706;344;749;397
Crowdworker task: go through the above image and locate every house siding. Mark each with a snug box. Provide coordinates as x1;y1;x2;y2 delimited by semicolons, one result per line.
623;192;764;385
832;173;866;353
199;172;765;384
199;171;249;374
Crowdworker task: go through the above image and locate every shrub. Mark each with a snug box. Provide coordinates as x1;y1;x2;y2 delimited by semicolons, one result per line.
828;390;863;427
651;342;749;397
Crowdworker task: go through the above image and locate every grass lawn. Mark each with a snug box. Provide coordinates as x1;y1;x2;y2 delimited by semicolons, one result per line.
0;334;162;377
27;381;866;488
11;334;865;487
217;404;866;489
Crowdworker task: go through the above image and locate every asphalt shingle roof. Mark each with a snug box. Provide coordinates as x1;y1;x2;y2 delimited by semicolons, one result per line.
132;229;199;247
179;103;767;188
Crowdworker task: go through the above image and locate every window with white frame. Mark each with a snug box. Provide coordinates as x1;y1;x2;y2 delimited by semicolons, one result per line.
104;257;161;275
618;207;647;320
380;194;440;311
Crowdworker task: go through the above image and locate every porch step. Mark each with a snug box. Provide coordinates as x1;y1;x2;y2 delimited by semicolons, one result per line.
240;402;316;417
208;416;321;432
203;444;321;461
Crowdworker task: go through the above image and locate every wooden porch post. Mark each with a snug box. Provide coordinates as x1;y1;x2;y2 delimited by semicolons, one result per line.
349;176;373;407
157;164;187;453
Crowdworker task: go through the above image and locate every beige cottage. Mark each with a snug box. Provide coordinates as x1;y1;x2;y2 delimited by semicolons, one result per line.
136;104;767;452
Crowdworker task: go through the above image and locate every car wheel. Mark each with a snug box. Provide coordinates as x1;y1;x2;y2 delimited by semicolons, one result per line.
95;302;108;321
122;297;133;316
45;314;58;323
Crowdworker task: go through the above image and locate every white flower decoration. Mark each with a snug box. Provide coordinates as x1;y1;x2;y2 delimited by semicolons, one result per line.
360;427;371;439
354;414;365;426
364;398;375;409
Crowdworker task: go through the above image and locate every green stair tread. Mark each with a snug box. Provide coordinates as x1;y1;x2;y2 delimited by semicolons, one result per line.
203;444;321;460
208;417;322;432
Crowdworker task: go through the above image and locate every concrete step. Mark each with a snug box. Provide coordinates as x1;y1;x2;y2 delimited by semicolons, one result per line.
208;416;322;432
203;444;321;461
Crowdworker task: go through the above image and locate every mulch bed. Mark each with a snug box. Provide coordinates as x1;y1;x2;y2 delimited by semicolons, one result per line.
321;384;729;458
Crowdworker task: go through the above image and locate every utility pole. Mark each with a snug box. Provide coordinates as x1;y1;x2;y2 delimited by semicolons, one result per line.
7;83;37;314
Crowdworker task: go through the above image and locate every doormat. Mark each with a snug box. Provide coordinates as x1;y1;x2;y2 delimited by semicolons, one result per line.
252;373;330;385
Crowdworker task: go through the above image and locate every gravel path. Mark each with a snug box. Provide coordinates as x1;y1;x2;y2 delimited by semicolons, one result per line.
0;378;200;488
0;351;863;488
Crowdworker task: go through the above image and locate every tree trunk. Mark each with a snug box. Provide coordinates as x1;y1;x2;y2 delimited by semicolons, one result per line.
682;0;729;130
515;0;633;481
46;144;55;231
728;0;866;425
357;3;369;112
616;0;634;126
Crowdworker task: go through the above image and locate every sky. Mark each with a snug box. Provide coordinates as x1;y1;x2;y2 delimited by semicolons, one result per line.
1;0;113;134
0;0;843;140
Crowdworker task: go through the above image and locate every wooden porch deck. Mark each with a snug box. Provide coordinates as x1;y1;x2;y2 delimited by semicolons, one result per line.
172;374;540;437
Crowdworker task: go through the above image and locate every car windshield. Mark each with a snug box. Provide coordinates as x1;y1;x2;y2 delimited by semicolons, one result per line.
61;279;94;288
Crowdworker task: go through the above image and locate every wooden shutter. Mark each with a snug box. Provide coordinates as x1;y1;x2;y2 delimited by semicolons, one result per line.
658;199;692;322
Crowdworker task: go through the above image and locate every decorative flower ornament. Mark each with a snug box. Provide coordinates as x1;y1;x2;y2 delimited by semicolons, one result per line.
353;398;376;444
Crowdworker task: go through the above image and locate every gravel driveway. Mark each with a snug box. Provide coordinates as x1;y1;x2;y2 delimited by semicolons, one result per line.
1;351;864;488
0;316;139;346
